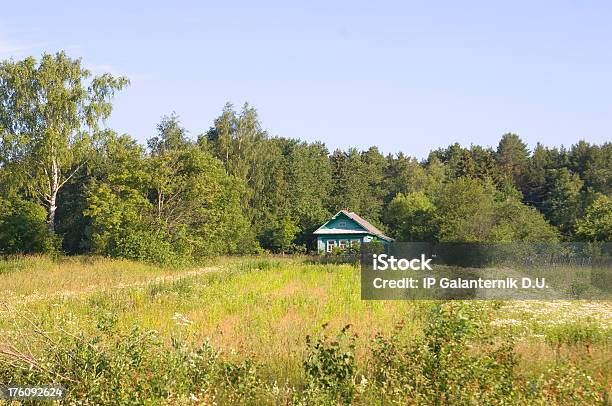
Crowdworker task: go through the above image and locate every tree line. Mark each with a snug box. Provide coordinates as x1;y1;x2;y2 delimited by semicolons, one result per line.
1;53;610;262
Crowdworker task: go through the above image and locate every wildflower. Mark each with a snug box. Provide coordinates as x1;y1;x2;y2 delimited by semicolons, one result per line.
172;312;193;326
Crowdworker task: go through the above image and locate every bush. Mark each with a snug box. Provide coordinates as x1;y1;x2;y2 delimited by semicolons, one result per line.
0;198;58;254
0;319;266;404
370;303;517;405
540;321;611;355
106;227;180;265
520;364;605;405
303;324;357;405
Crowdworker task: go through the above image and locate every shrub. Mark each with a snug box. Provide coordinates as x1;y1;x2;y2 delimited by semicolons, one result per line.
520;363;606;405
303;324;357;405
0;326;221;404
218;357;267;404
540;321;611;355
0;198;58;254
370;303;517;405
106;227;180;265
0;307;275;405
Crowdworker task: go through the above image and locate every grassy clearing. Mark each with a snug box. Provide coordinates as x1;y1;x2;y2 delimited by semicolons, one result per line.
2;257;419;381
1;255;611;404
0;255;219;303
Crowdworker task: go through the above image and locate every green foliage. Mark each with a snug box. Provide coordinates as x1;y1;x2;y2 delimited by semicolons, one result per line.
261;217;301;253
575;195;612;241
0;197;58;254
540;321;611;350
368;303;607;405
219;357;266;404
496;133;530;187
384;191;438;241
0;52;128;235
303;324;357;404
371;303;517;405
204;103;285;243
328;147;386;223
84;123;254;263
490;199;559;242
435;177;498;242
568;140;612;195
520;364;605;405
429;177;559;242
84;180;178;264
1;59;610;257
275;138;332;246
1;325;222;404
545;168;584;236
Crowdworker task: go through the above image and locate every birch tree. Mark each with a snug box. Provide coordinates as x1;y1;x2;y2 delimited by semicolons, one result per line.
0;51;128;234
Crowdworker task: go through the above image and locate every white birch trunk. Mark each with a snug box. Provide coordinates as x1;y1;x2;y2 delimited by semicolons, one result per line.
47;158;60;235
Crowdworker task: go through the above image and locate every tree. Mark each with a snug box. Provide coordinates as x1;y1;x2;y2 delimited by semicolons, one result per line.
470;145;499;181
85;124;254;262
329;148;368;214
83;134;161;260
383;153;429;203
496;133;529;188
204;103;284;240
0;197;56;254
329;147;386;224
148;113;190;154
455;148;476;178
384;192;438;241
424;155;446;195
261;217;300;254
276;138;331;246
522;143;558;210
575;195;612;241
0;52;128;235
568;141;612;196
429;143;465;180
490;199;558;242
545;168;584;237
434;177;558;243
435;177;497;242
146;115;254;256
359;146;387;222
147;114;191;221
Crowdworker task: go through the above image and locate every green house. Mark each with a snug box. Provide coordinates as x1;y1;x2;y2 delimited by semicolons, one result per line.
313;210;393;253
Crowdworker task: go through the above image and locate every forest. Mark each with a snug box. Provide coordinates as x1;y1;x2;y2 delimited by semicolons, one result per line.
1;52;611;263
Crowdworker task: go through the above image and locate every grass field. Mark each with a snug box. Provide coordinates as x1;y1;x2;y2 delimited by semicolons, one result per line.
1;255;611;404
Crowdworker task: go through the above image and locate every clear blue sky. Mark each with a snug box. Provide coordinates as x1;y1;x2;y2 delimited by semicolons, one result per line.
1;1;611;158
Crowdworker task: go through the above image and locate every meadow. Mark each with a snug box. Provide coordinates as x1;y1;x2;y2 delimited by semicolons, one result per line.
1;255;611;404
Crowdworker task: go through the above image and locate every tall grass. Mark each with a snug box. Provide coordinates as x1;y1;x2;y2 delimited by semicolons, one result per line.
1;255;610;404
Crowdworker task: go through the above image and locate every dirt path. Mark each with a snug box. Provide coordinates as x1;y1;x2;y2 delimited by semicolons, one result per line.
5;266;220;306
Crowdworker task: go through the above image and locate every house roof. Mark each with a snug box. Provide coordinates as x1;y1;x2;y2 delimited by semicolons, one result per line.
313;210;393;241
312;229;368;235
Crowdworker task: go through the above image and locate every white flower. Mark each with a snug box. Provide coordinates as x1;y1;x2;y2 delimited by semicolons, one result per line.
172;312;193;326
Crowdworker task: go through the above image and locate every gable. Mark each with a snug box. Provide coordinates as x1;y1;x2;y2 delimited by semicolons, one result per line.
313;210;393;241
320;212;367;232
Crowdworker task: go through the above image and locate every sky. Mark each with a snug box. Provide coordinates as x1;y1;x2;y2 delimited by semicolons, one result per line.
1;1;611;158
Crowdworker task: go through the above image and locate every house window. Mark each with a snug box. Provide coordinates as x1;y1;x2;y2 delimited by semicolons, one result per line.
338;221;347;228
326;240;336;253
339;240;348;249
